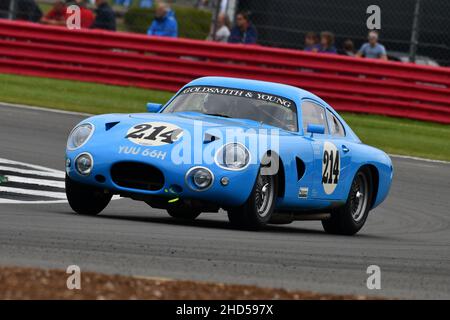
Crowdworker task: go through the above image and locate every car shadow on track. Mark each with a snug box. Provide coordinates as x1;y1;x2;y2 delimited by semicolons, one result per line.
94;213;385;239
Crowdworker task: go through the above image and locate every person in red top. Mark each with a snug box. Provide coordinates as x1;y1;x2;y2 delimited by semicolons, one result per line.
41;0;67;25
41;0;94;29
73;0;95;29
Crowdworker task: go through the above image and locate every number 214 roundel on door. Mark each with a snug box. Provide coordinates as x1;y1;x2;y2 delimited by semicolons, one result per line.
322;141;340;195
126;122;183;147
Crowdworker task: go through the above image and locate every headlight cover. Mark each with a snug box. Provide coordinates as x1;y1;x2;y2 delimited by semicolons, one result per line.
185;166;214;191
75;153;94;176
215;143;250;170
67;123;94;150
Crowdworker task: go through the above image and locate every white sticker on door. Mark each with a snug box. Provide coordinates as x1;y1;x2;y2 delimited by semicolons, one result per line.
322;141;340;195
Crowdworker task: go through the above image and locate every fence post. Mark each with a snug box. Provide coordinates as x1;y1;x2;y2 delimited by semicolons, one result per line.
8;0;16;20
409;0;421;64
211;0;221;41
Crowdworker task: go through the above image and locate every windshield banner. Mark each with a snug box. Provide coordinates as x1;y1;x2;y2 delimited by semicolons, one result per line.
181;86;294;109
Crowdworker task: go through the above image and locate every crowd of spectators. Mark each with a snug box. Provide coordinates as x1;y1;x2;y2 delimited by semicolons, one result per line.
7;0;115;30
5;0;388;60
304;29;387;60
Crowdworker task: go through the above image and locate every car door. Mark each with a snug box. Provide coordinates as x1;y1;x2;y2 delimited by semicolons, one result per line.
300;100;351;200
322;108;353;201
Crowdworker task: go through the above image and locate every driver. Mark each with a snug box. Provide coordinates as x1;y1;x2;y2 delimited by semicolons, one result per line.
203;94;231;116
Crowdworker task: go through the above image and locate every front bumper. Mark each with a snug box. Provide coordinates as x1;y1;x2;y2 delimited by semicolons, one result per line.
65;148;258;207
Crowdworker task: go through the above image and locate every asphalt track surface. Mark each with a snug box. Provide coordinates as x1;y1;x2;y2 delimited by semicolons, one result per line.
0;103;449;299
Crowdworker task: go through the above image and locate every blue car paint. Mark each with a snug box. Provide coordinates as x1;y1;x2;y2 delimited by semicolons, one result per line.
66;77;393;212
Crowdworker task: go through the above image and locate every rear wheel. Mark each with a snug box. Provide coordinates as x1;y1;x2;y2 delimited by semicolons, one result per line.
227;169;276;230
65;175;112;216
322;168;372;235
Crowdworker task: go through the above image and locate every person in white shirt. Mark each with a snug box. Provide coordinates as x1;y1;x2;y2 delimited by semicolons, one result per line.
207;13;231;43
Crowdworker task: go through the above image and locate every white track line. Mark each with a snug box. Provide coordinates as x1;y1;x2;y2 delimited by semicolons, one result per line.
0;199;68;204
0;102;92;117
5;176;65;189
0;157;64;174
0;186;67;199
0;195;121;205
0;166;65;178
389;154;450;165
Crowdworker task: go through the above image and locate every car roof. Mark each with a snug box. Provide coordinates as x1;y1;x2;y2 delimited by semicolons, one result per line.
184;76;327;105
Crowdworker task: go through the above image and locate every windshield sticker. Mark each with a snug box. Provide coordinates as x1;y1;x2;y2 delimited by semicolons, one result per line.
181;86;294;108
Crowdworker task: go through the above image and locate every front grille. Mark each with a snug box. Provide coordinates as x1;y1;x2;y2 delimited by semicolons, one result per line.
111;162;164;191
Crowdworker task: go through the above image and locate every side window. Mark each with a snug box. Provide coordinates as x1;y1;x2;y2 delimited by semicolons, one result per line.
326;109;345;137
301;101;329;134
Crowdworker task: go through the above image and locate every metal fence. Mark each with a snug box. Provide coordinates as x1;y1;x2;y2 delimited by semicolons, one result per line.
1;0;449;66
236;0;450;67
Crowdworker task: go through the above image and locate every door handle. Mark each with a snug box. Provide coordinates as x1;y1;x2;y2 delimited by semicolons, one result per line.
342;145;350;153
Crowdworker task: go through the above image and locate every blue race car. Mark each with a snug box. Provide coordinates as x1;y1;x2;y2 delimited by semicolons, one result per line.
65;77;393;235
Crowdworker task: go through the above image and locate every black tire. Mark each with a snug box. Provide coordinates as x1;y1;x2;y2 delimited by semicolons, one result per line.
227;169;277;230
322;168;373;235
65;175;112;216
167;208;201;220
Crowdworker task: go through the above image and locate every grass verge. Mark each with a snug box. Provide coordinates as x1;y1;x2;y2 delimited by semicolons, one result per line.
0;73;449;161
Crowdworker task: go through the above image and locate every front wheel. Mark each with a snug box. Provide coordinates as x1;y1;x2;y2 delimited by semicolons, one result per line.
227;170;277;230
65;175;112;216
322;168;372;235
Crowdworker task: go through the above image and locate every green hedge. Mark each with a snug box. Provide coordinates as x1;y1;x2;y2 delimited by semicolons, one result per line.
124;6;212;40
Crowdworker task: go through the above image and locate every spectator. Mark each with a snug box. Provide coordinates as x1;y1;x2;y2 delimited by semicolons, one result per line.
70;0;95;29
342;39;355;56
316;31;337;54
42;0;94;29
356;31;388;60
207;13;230;42
304;31;319;51
228;11;257;44
16;0;43;22
147;2;178;37
91;0;116;31
41;0;66;25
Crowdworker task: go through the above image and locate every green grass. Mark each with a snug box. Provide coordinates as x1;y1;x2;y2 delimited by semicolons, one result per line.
343;114;450;161
0;73;449;161
0;73;172;114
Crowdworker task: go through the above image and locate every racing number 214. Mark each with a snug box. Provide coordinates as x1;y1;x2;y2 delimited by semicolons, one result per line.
322;149;340;184
126;124;182;144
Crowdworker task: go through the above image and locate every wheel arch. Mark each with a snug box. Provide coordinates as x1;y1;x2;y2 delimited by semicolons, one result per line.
358;164;379;209
262;150;285;199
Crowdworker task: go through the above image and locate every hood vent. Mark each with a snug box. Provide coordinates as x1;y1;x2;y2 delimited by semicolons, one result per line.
203;133;220;144
105;121;120;131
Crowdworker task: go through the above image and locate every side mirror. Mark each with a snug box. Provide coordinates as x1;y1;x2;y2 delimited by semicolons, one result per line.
146;102;162;113
306;124;325;137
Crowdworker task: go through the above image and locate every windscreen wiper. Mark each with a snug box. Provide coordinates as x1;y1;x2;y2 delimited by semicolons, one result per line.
204;113;231;118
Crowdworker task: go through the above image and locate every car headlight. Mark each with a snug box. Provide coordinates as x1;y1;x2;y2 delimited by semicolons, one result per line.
67;123;94;150
75;153;93;176
185;167;214;191
215;143;250;170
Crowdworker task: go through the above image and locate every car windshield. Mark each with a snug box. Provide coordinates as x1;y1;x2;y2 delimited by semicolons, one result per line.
162;86;298;132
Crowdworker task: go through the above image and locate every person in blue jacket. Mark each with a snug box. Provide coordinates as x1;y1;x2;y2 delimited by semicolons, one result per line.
147;2;178;38
228;11;257;44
